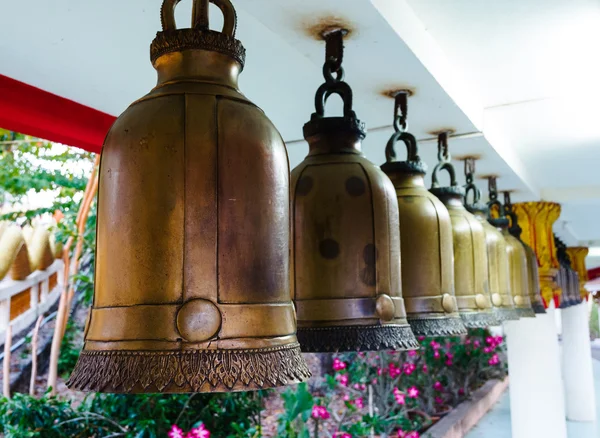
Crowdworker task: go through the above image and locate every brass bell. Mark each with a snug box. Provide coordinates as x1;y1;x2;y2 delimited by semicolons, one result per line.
486;179;535;318
463;160;519;322
556;237;578;307
68;0;310;393
291;31;417;352
566;247;590;301
429;135;497;328
381;93;466;337
504;193;546;314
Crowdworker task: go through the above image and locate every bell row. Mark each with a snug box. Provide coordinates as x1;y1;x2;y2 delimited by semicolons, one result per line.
66;0;583;394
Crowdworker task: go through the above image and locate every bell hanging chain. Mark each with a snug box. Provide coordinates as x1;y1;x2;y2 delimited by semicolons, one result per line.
437;132;451;164
393;92;409;133
464;157;476;185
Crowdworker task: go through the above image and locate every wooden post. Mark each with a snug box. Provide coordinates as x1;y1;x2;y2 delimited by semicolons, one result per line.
29;315;43;396
3;325;12;398
47;290;67;395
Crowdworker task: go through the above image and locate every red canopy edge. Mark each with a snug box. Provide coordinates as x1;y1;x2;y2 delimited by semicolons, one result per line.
0;74;116;153
589;266;600;281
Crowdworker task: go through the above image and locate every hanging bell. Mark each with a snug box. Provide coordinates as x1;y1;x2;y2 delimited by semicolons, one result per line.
503;193;546;314
429;134;497;328
381;93;466;337
463;159;519;322
67;0;310;393
556;237;576;307
291;31;417;353
486;179;535;318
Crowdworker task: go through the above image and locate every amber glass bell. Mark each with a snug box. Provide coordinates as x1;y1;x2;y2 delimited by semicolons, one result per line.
463;162;518;322
291;32;417;353
381;94;465;337
504;193;546;314
67;0;310;393
429;136;497;328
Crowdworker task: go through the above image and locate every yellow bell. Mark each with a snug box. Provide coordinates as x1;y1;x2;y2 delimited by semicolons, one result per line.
68;0;310;393
381;93;466;337
430;135;497;328
291;31;417;352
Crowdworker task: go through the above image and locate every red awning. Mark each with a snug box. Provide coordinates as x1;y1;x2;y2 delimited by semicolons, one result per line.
0;74;115;153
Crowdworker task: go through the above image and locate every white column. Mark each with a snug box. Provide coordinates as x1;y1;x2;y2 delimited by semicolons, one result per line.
561;301;597;421
505;306;567;438
555;306;563;336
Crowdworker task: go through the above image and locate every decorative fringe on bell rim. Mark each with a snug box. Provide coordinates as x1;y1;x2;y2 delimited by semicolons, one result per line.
515;307;536;318
531;302;547;314
407;316;467;337
296;324;419;353
460;311;500;328
493;307;521;322
66;343;311;393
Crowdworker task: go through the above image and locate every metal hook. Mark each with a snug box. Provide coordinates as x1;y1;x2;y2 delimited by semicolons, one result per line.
392;92;409;133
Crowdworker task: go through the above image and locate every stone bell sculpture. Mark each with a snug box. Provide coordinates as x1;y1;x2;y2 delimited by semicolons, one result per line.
68;0;310;393
429;135;497;328
504;192;546;314
381;92;465;337
462;159;519;321
291;30;417;352
486;178;535;318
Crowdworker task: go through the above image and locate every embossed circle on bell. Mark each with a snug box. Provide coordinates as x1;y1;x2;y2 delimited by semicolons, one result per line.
475;294;489;309
296;176;314;196
491;293;503;307
442;294;457;313
345;176;366;197
176;299;222;342
513;295;524;306
376;294;396;321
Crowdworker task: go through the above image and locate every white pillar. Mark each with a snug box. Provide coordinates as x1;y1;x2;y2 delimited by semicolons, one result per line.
505;307;567;438
555;306;563;336
561;301;597;421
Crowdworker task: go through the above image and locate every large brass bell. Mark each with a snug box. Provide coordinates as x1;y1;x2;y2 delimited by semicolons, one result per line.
68;0;310;393
429;135;497;328
504;192;546;314
381;93;465;337
556;237;578;307
463;160;519;322
291;31;417;352
486;179;535;318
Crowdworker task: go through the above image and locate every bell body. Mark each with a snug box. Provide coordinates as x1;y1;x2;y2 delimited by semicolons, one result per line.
381;164;465;336
523;243;546;313
502;230;535;318
68;41;310;392
472;213;518;321
432;191;496;328
292;126;417;352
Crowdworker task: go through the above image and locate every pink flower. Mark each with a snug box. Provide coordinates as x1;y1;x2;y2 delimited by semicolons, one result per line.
312;405;330;420
389;363;402;378
408;350;418;357
169;425;185;438
343;394;350;401
486;336;494;345
352;397;364;409
488;354;500;366
445;352;454;360
406;432;420;438
333;358;347;371
435;396;444;404
418;336;425;341
494;336;503;346
335;433;352;438
422;364;428;373
186;424;210;438
459;388;465;396
372;378;378;385
407;386;419;398
335;373;349;386
433;381;443;391
473;340;481;348
445;359;453;366
433;351;441;359
402;363;416;375
430;340;441;350
465;338;472;345
393;387;406;405
358;352;365;358
483;346;493;354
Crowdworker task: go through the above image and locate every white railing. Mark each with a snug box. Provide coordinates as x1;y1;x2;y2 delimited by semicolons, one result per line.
0;259;64;343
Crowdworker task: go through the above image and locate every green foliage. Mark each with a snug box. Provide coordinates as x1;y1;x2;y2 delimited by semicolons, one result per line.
590;303;599;339
57;319;82;379
277;383;313;437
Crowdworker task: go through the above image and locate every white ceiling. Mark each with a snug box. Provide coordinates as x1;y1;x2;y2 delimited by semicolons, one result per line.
0;0;598;267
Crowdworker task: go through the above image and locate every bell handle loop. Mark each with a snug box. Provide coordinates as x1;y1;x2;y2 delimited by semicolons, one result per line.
314;81;354;119
385;131;419;164
161;0;237;36
431;161;459;189
464;182;482;205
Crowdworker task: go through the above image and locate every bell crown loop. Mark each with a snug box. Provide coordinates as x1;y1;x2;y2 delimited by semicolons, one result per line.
463;158;488;214
381;92;427;174
151;0;246;68
503;191;523;239
303;30;366;140
430;133;465;197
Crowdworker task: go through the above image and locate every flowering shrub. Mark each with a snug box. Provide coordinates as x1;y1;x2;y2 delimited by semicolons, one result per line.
277;328;507;437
